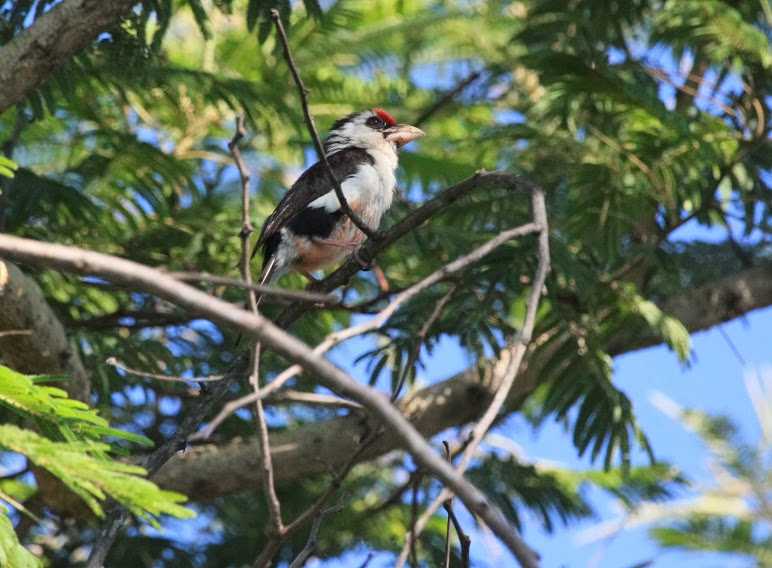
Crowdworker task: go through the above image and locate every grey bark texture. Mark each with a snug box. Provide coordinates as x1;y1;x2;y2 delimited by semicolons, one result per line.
0;0;137;114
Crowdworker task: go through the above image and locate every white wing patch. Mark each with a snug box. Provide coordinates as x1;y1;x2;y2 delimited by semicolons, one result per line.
309;162;393;210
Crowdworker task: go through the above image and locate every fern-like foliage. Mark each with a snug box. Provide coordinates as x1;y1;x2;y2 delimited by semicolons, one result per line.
0;365;193;563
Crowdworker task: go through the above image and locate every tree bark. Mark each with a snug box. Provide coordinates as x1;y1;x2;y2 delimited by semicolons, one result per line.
153;265;772;499
0;260;89;401
0;0;138;114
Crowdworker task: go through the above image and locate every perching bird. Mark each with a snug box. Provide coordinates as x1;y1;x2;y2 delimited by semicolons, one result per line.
255;108;424;288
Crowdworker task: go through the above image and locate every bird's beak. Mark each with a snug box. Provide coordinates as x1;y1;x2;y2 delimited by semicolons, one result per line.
385;124;425;148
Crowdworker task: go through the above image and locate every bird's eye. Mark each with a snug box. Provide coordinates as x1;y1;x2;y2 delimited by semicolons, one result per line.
366;116;387;130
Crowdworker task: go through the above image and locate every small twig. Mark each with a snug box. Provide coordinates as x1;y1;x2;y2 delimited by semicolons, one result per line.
391;284;457;401
194;220;541;441
445;504;471;568
287;501;345;568
254;431;381;567
230;114;285;537
170;271;339;305
408;472;421;567
414;71;482;127
267;389;363;410
105;357;224;383
717;325;747;367
270;9;377;240
442;442;453;568
441;441;470;568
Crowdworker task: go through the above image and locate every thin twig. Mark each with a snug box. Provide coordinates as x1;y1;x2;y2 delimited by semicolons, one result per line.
230;114;284;537
105;357;224;383
171;271;339;304
193;220;541;441
441;441;470;568
287;501;345;568
410;473;420;567
395;187;550;568
254;431;381;567
0;329;31;338
414;71;482;127
270;9;377;240
391;284;458;401
442;442;453;568
268;389;363;409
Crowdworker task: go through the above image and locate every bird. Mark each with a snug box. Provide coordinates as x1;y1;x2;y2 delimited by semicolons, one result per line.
254;108;424;290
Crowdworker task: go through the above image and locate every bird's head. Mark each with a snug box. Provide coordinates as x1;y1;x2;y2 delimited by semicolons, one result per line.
324;108;424;154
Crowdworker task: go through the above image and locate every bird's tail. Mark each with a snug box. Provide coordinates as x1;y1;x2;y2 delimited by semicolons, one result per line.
255;254;279;311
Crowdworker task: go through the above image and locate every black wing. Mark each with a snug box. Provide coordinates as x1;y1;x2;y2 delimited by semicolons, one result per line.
256;147;374;251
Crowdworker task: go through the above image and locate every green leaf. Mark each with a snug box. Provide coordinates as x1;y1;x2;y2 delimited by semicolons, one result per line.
0;510;41;568
0;365;152;447
0;156;18;179
0;425;192;524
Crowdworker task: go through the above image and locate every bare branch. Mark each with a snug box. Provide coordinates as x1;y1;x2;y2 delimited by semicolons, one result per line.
105;357;224;383
170;271;338;305
270;9;377;240
230;114;285;537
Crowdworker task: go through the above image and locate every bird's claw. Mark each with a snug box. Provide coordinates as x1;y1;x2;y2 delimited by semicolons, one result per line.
353;249;372;270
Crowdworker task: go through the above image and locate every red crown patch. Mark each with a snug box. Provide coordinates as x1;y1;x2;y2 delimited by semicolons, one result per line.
373;108;397;126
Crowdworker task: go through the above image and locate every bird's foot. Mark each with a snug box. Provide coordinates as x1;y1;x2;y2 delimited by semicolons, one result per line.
352;249;372;271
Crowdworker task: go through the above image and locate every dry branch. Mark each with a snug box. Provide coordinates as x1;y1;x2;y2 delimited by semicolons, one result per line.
229;114;285;538
0;233;539;567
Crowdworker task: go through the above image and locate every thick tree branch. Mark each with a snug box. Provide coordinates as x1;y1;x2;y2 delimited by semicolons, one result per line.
0;0;138;114
0;234;537;566
0;260;89;401
151;265;772;499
